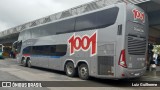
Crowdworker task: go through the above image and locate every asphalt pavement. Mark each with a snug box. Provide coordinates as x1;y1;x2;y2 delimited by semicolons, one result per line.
0;58;160;90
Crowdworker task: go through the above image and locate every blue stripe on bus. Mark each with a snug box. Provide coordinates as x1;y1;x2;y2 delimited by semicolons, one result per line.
30;55;61;58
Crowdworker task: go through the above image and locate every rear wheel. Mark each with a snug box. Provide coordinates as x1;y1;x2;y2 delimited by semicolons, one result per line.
78;64;89;80
65;62;76;77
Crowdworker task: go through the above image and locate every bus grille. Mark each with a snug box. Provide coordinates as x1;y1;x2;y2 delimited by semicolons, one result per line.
98;56;114;75
128;36;146;55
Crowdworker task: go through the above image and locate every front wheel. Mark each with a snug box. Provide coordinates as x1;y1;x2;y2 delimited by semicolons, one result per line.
22;59;27;67
78;64;89;80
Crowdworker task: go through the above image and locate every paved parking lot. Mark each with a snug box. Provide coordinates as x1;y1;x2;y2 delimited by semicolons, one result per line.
0;58;160;90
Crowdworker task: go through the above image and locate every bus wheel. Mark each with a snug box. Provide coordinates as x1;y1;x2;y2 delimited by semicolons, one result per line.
22;59;27;67
65;62;76;77
78;64;89;80
27;59;32;68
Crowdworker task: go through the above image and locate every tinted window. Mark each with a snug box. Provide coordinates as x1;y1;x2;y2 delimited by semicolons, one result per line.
54;19;75;34
52;45;67;56
31;18;75;37
19;7;119;41
49;45;67;56
19;18;75;41
75;7;119;31
24;44;67;56
23;46;31;54
32;46;50;55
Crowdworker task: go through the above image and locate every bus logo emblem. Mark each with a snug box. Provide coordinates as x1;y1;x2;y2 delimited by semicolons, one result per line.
132;9;145;23
68;31;97;56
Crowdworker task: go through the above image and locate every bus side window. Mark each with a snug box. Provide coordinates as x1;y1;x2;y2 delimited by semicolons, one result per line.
23;46;31;54
55;45;67;56
117;24;122;35
50;46;56;55
50;45;67;56
75;7;119;31
31;46;36;55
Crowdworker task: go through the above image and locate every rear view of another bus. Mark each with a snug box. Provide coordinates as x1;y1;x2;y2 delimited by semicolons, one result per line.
116;3;148;78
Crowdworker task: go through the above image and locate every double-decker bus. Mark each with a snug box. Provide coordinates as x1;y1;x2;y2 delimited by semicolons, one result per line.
13;3;148;79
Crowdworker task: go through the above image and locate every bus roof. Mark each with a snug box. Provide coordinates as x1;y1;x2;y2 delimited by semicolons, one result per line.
0;0;147;38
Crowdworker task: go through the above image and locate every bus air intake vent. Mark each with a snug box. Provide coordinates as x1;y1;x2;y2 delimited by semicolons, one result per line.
98;56;114;75
128;36;146;55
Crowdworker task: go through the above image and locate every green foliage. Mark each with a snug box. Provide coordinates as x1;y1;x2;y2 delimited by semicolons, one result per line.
153;45;160;54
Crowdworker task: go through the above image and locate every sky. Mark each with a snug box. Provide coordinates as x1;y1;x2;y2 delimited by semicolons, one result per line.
0;0;94;31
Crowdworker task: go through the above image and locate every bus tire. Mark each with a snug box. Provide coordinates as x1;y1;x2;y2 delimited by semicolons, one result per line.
22;59;27;67
78;64;89;80
27;59;32;68
65;62;76;77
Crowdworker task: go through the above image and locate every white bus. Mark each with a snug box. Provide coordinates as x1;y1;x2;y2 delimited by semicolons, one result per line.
13;3;148;79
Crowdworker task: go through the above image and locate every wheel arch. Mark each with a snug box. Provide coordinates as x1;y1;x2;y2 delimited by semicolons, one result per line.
76;60;89;68
26;57;31;63
21;57;25;64
64;59;75;71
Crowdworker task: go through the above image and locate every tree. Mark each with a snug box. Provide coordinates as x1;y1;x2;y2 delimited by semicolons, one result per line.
153;45;160;54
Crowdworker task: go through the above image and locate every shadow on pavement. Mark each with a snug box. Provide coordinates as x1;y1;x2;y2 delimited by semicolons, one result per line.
19;65;145;87
18;64;160;87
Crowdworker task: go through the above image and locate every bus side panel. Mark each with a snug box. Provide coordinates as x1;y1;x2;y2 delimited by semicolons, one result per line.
73;30;97;76
46;34;75;71
114;3;127;78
